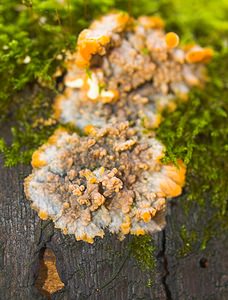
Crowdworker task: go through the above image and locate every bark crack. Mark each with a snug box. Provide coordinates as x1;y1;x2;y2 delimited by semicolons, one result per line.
161;229;173;300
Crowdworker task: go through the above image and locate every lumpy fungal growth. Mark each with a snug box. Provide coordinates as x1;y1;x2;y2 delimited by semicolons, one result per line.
54;12;212;131
25;123;186;243
24;12;212;243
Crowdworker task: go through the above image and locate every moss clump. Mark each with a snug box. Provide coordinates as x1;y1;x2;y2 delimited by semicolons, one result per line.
0;86;57;166
157;50;228;253
129;235;156;270
154;0;228;255
177;225;198;257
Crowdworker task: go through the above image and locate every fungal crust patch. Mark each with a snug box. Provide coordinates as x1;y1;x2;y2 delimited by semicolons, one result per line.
25;12;212;243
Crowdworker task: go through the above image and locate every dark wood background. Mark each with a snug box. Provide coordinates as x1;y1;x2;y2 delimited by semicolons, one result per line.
0;159;227;300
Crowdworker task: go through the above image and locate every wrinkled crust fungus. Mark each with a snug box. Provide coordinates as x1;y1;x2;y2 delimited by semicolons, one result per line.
25;123;186;243
53;12;212;132
25;12;211;243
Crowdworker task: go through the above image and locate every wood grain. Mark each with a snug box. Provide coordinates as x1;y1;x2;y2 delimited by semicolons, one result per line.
0;159;227;300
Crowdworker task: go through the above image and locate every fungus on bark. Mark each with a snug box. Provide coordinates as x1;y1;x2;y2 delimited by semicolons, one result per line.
25;123;186;243
53;12;212;132
24;12;212;243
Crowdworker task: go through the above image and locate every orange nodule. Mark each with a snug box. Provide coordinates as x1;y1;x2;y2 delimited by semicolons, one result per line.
75;51;90;68
165;32;179;48
84;124;96;135
120;222;131;234
184;44;213;63
159;178;182;198
47;135;58;146
116;12;130;30
80;40;100;59
134;228;145;235
76;28;110;68
141;211;151;223
163;160;186;186
186;49;204;63
99;35;110;46
89;177;97;184
31;150;46;168
159;160;186;197
101;89;119;103
38;210;49;220
202;48;214;62
82;234;94;244
63;202;70;209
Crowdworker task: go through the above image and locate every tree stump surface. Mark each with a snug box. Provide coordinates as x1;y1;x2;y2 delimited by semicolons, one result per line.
0;157;227;300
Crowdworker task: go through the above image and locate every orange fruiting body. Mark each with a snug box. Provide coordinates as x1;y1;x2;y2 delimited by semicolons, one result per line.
31;151;46;168
38;211;49;220
165;32;180;48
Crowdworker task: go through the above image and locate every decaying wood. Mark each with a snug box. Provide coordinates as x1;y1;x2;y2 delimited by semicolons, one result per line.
0;160;227;299
35;248;64;297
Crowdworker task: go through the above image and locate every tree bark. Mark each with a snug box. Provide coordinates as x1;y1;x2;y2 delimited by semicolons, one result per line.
0;160;227;300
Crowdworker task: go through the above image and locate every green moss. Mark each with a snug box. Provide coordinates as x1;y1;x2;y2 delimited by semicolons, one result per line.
157;51;228;253
0;86;57;166
129;235;156;270
178;225;198;257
